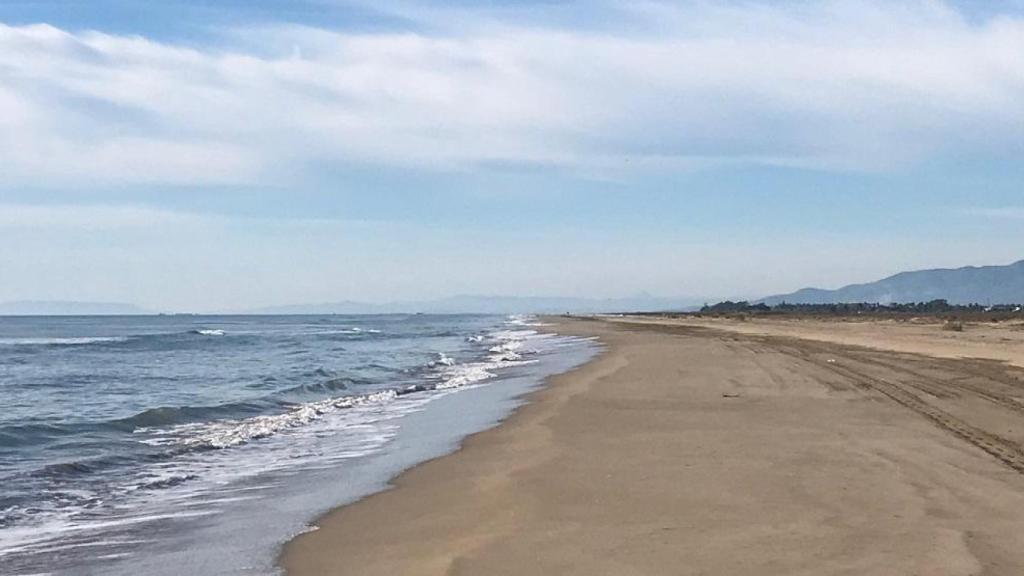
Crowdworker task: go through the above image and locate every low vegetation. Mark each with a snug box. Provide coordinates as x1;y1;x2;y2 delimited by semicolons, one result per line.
650;299;1024;323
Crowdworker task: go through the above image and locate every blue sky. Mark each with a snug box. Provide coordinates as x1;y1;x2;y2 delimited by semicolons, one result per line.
1;1;1023;311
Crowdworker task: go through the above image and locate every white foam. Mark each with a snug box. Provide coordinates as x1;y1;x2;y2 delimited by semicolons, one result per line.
431;352;456;367
433;364;496;389
431;322;546;390
302;327;381;336
161;390;400;449
506;313;547;327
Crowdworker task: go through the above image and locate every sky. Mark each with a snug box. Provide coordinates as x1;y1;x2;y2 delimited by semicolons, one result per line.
1;0;1023;312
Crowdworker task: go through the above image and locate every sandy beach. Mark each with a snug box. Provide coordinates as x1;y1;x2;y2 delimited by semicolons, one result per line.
616;314;1024;368
282;316;1024;575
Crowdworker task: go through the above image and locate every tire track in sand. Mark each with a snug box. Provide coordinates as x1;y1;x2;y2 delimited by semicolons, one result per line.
767;338;1024;475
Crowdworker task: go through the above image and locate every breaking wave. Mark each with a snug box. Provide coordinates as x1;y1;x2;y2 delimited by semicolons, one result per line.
140;325;542;450
0;313;594;575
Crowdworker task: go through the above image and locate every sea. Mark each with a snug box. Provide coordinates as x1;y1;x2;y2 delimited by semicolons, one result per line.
0;314;597;575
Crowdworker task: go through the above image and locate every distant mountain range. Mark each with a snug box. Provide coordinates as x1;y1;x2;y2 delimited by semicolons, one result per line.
9;259;1022;315
760;259;1024;306
0;301;148;315
249;294;703;315
0;295;702;316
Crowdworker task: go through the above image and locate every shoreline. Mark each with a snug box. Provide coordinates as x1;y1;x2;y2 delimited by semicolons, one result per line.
279;318;613;573
281;316;1024;575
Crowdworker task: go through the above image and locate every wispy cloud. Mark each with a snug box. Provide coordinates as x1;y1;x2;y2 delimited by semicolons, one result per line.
0;204;207;230
1;1;1023;187
0;202;393;231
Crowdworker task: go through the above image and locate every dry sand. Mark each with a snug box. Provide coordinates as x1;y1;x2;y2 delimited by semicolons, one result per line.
618;314;1024;368
282;317;1024;575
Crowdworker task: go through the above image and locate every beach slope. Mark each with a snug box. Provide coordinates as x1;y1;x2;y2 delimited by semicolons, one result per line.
283;317;1024;575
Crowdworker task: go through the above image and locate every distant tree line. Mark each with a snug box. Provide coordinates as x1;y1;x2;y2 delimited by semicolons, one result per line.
699;299;1024;316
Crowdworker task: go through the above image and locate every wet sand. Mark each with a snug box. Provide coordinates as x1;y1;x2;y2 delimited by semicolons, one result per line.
282;317;1024;575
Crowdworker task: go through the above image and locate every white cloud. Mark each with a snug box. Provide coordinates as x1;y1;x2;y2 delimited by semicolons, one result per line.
1;1;1023;186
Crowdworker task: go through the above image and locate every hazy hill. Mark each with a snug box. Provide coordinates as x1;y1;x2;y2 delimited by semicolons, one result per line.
760;260;1024;306
0;301;148;315
0;295;702;316
250;294;702;315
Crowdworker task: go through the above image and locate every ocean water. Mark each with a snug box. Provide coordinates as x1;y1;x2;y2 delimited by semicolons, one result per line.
0;314;597;575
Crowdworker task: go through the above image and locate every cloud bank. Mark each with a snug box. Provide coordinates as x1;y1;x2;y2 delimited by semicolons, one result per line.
1;0;1023;187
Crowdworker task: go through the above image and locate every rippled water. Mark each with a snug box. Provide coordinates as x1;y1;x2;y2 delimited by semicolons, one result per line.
0;314;596;574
